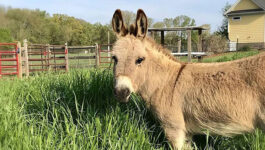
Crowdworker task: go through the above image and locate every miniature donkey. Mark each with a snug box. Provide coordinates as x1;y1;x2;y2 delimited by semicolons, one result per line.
111;9;265;150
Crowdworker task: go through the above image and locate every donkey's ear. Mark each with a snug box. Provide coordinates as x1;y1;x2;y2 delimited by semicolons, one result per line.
135;9;148;38
112;9;128;37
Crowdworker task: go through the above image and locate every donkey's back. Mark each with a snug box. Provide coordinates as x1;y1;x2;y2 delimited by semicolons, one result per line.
180;52;265;136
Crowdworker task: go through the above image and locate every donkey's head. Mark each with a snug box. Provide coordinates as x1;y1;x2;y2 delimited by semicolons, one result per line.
112;9;148;103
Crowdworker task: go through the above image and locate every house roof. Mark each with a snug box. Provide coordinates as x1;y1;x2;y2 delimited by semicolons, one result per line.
252;0;265;10
225;0;265;16
226;8;265;16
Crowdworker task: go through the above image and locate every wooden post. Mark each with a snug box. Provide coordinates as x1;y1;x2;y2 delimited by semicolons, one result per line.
161;31;164;46
23;39;29;77
95;43;99;68
45;44;48;71
198;56;203;62
198;29;203;52
151;31;155;39
64;43;69;71
187;30;192;62
108;31;111;62
236;37;239;51
40;45;44;71
178;39;181;53
47;44;51;71
17;42;22;78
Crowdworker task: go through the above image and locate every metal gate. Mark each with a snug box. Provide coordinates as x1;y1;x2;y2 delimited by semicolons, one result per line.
27;44;68;73
99;44;113;68
0;43;19;78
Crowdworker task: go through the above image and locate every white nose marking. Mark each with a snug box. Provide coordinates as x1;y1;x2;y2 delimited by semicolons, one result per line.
115;76;134;92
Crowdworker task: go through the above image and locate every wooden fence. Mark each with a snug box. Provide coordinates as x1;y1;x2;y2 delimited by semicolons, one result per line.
68;45;98;69
0;40;113;78
0;40;206;79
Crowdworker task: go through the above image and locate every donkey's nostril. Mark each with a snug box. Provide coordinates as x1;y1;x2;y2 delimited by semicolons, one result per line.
114;87;131;98
122;88;130;96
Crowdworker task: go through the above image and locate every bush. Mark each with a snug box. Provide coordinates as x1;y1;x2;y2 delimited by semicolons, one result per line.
202;34;228;53
239;45;251;51
0;28;13;42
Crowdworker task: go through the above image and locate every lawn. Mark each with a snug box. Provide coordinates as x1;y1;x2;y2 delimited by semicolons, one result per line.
179;49;261;63
0;50;264;150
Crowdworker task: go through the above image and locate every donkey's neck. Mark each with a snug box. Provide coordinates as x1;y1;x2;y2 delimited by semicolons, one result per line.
138;45;183;107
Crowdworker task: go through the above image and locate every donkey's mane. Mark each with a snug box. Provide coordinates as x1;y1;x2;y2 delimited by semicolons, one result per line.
145;37;180;62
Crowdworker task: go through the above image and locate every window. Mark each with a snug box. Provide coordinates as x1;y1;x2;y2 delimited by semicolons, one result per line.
232;16;241;21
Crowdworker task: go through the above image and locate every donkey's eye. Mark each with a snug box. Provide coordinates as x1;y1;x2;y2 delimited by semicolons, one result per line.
136;57;145;65
112;56;118;63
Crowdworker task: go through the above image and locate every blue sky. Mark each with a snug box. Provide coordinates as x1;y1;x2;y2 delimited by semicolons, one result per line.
0;0;237;32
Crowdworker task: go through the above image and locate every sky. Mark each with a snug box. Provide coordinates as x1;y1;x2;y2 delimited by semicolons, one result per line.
0;0;237;32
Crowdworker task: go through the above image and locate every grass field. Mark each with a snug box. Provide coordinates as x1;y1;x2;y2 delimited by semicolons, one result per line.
0;50;264;150
180;49;260;63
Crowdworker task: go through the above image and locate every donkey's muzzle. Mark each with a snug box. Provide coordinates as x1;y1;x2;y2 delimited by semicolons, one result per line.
114;87;131;103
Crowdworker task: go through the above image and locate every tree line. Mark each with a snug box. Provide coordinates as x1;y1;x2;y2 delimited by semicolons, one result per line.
0;6;229;50
0;6;117;45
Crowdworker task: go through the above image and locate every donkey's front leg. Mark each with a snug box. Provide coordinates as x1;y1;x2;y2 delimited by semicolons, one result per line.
164;126;186;150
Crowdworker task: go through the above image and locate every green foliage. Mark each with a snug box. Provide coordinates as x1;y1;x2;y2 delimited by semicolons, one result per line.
152;15;197;47
0;7;116;45
121;10;136;27
0;70;168;150
0;68;264;150
216;2;232;38
239;45;251;51
203;34;228;53
0;28;13;42
0;6;200;48
202;50;260;63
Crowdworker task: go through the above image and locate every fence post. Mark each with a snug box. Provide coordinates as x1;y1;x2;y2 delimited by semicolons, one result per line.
45;44;48;71
236;37;239;51
108;31;111;62
47;44;51;71
187;30;192;62
0;52;1;79
151;31;155;39
161;31;164;46
65;42;69;72
95;43;99;68
17;42;22;78
23;39;29;77
197;29;203;52
178;39;181;53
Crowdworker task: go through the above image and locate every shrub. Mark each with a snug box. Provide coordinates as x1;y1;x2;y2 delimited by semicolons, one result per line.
202;34;228;53
0;28;13;42
239;45;251;51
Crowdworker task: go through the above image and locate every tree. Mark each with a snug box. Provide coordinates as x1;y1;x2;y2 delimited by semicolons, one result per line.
0;29;13;42
121;10;136;27
152;15;196;47
216;2;232;39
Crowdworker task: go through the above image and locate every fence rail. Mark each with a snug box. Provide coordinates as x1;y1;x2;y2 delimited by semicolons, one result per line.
0;40;207;79
0;43;20;78
98;44;113;68
0;40;113;78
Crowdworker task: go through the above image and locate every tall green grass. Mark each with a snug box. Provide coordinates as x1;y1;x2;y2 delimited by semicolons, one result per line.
0;67;264;149
0;70;167;150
